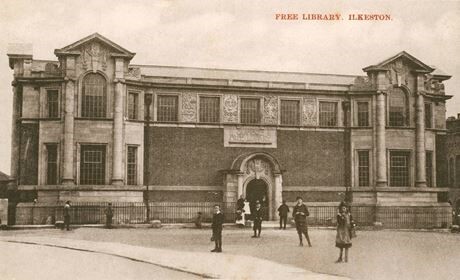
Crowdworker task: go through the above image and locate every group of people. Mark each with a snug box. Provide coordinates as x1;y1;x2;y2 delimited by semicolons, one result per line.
212;197;356;263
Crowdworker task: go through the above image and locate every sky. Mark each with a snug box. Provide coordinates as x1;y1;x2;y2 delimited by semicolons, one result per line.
0;0;459;175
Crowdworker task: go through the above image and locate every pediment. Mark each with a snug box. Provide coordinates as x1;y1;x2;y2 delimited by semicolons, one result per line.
363;51;434;73
54;33;135;59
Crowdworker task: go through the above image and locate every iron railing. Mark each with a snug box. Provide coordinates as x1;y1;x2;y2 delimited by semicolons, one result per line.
13;203;452;229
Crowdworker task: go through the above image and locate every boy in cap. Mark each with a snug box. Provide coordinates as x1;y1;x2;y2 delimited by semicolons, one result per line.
292;196;312;246
252;200;263;237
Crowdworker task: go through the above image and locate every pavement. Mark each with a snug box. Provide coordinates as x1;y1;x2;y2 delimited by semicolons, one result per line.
0;235;349;280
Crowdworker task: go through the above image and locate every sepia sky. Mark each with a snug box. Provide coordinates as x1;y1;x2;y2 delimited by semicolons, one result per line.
0;0;459;175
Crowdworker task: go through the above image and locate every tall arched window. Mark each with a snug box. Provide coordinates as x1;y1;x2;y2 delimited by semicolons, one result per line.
388;88;408;127
82;73;106;118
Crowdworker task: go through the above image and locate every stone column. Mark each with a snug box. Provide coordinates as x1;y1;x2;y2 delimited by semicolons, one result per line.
10;84;20;182
273;174;283;221
376;91;387;187
415;93;426;187
112;80;124;185
62;79;75;185
237;174;244;198
112;58;125;185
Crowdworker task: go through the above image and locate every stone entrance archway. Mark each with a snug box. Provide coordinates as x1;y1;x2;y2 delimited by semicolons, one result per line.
222;152;283;220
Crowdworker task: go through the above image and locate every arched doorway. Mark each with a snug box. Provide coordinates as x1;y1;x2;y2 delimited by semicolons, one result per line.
246;179;269;220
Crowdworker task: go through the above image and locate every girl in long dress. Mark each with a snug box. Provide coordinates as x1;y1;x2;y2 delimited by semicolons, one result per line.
335;202;353;263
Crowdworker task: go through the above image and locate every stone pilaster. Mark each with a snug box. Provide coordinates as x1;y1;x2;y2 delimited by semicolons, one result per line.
62;78;75;184
273;174;283;221
112;58;125;185
10;84;20;182
415;75;426;187
376;91;387;187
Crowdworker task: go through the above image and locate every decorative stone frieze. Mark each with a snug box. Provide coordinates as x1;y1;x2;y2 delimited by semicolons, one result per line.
181;92;197;122
81;42;108;72
263;96;278;125
302;97;317;126
223;94;238;123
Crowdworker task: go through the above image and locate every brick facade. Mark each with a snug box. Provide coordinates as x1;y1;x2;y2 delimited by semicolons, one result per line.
5;33;455;225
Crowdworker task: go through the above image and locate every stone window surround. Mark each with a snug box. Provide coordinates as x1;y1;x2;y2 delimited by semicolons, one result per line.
386;87;410;128
278;96;301;126
40;142;60;186
75;142;110;185
197;93;223;123
355;149;372;187
39;86;61;119
77;71;112;119
153;92;182;122
387;149;413;187
238;95;263;124
126;144;139;186
127;90;142;120
353;98;372;127
424;102;433;129
317;98;341;127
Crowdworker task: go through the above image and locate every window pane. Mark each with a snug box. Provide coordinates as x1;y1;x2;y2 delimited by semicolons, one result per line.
281;100;300;125
319;102;337;126
47;90;59;118
240;98;260;124
128;92;138;120
80;145;106;185
426;151;433;187
425;103;432;129
46;144;58;185
389;89;406;127
456;155;460;188
82;74;106;118
390;151;410;187
199;96;220;123
127;146;137;185
157;95;178;122
358;150;369;187
357;102;369;127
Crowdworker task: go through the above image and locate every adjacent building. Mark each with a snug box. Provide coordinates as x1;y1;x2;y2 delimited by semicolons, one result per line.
447;114;460;212
6;33;454;224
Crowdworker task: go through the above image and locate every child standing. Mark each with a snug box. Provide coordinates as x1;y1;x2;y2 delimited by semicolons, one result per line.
335;202;353;263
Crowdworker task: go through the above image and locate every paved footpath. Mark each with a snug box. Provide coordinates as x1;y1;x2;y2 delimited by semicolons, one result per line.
0;236;349;280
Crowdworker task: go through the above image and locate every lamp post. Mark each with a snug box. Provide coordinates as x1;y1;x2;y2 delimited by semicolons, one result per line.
144;94;152;223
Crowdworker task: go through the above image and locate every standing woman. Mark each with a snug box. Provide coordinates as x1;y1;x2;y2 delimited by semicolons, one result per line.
335;202;353;263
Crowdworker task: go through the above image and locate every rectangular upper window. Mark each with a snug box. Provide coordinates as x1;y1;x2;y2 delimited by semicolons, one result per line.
46;144;58;185
425;103;432;129
388;88;407;127
390;151;410;187
127;146;138;185
199;96;220;123
357;101;369;127
240;98;260;124
157;95;178;122
358;150;370;187
319;102;337;127
127;92;139;120
280;100;300;125
80;145;106;185
47;90;59;118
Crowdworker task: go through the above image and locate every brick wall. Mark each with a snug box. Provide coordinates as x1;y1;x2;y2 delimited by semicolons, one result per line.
145;127;345;187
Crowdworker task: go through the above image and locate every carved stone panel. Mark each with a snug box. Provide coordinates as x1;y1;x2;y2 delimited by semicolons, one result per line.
385;59;411;87
302;98;317;126
181;93;197;122
246;158;272;179
224;127;277;148
223;94;238;123
80;42;109;72
263;96;278;125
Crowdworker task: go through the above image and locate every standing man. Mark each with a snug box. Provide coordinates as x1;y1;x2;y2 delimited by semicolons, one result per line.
277;200;290;230
211;205;224;252
104;203;114;229
63;201;71;231
293;196;312;247
252;201;263;238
